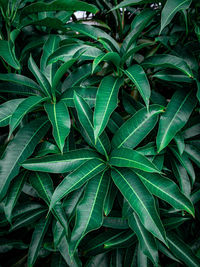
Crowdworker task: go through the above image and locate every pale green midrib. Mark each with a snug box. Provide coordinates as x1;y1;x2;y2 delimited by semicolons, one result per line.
52;162;105;207
94;78;119;138
1;120;48;189
162;0;190;30
25;157;96;165
0;114;11;123
114;168;164;239
105;233;135;248
137;172;192;215
72;172;104;254
76;97;107;157
158;91;192;151
53;103;62;149
62;97;95;101
117;109;160;148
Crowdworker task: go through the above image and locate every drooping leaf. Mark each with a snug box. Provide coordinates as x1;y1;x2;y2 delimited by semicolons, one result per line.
92;52;121;73
0;40;20;70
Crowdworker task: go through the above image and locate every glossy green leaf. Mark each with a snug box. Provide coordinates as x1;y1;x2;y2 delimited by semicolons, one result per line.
111;168;167;244
4;172;26;223
143;54;193;78
0;40;20;70
9;96;47;138
22;149;99;173
157;89;197;152
129;213;158;265
103;217;129;229
104;179;117;216
184;143;200;167
69;171;109;255
0;117;49;201
92;52;121;73
124;65;151;107
45;101;70;153
93;76;123;140
110;148;160;173
50;158;106;210
28;215;51;267
135;170;194;216
0;99;25;127
111;0;152;10
104;230;136;249
160;0;192;34
152;70;192;83
112;105;164;149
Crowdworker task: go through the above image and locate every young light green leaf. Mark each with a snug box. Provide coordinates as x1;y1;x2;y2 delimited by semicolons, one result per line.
22;149;99;173
50;158;106;210
109;148;161;173
160;0;192;34
69;171;109;255
124;64;151;107
93;76;123;140
0;117;49;201
112;105;164;149
44;101;70;153
111;168;167;245
157;89;197;152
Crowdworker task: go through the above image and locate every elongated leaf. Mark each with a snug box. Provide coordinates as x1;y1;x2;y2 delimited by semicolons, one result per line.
74;91;110;158
0;40;20;70
92;52;121;73
21;0;98;17
111;168;167;244
9;96;47;137
124;65;151;107
40;35;60;85
22;149;99;173
167;232;200;267
70;171;109;255
0;74;42;92
112;105;164;149
152;70;192;83
28;55;52;97
45;101;70;152
104;179;117;216
135;170;194;216
0;117;49;201
104;230;136;249
129;213;158;265
4;172;26;223
157;89;197;152
143;54;193;78
111;0;152;10
0;99;25;127
103;217;129;229
160;0;192;34
50;158;106;210
29;172;68;234
110;148;160;173
93;76;123;140
28;215;51;267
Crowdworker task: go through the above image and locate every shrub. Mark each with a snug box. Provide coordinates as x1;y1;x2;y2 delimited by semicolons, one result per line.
0;0;200;266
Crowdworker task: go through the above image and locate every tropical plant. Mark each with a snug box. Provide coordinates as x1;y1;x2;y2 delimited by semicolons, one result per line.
0;0;200;266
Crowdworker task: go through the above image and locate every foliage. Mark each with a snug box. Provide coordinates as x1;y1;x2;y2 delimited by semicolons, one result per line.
0;0;200;266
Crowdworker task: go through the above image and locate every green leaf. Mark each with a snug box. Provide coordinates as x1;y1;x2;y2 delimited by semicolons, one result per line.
167;232;200;267
69;171;109;255
74;91;110;159
135;170;194;216
104;230;136;249
20;0;99;17
0;99;25;127
111;168;167;244
124;65;151;107
50;158;106;210
22;149;99;173
44;101;70;153
28;54;52;98
104;179;117;216
109;148;160;173
112;105;164;149
40;35;60;85
143;54;193;78
128;213;158;265
111;0;152;10
152;70;192;83
9;96;48;138
29;172;68;234
4;172;27;223
0;117;49;201
196;80;200;103
27;215;51;267
157;89;197;152
160;0;192;34
0;40;20;70
184;143;200;168
93;76;123;140
92;52;121;73
103;217;129;229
